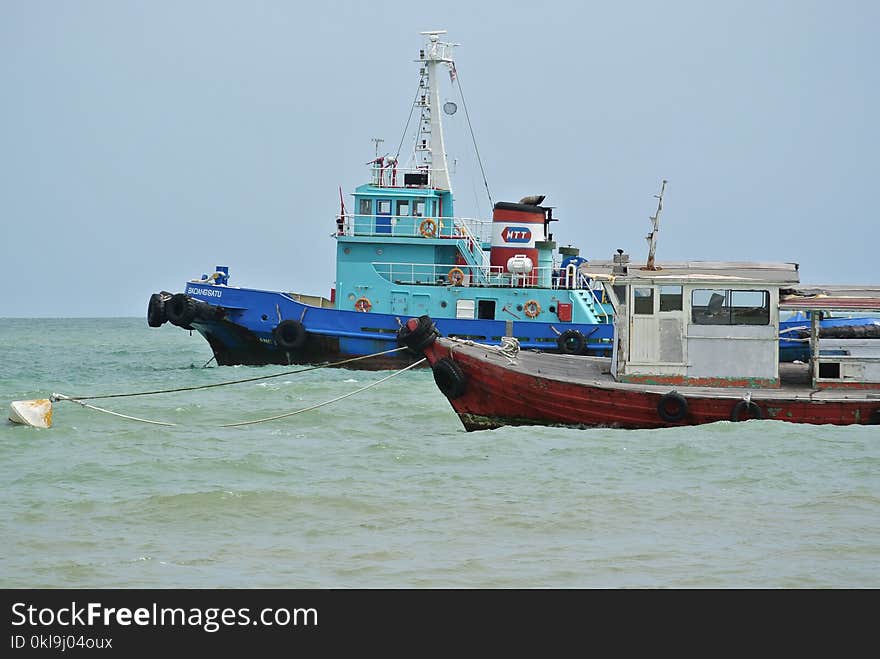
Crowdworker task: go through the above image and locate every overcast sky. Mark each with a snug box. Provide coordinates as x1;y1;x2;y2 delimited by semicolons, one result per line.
2;0;877;317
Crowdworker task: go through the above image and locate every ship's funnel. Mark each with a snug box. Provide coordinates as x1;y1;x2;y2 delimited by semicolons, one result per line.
490;201;547;285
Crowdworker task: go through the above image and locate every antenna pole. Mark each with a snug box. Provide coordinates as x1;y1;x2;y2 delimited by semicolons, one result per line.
644;179;667;271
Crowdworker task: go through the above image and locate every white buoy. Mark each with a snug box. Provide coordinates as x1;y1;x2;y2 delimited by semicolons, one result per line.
8;399;53;428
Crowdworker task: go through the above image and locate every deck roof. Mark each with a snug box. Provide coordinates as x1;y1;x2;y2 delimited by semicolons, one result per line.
580;259;801;285
779;285;880;312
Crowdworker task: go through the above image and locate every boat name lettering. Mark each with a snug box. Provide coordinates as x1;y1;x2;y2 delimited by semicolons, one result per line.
501;226;532;243
187;287;223;298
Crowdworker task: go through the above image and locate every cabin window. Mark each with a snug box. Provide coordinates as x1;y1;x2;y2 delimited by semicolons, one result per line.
477;300;496;320
659;285;683;312
730;290;770;325
819;362;841;379
692;289;729;324
377;199;392;214
633;287;654;315
396;200;410;216
359;199;372;215
413;200;426;217
691;289;770;325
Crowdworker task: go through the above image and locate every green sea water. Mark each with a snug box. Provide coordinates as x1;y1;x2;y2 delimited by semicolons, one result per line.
1;318;878;588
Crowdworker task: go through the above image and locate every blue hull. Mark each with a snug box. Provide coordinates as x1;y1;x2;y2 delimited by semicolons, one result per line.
178;284;614;368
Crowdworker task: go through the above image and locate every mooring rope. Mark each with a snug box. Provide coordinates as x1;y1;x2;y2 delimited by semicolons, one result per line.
219;358;426;427
53;395;176;427
51;357;426;428
447;336;520;363
53;346;410;401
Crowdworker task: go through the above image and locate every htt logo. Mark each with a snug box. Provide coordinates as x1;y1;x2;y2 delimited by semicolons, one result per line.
501;226;532;243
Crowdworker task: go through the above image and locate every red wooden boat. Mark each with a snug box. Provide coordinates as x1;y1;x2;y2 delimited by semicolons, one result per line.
397;256;880;431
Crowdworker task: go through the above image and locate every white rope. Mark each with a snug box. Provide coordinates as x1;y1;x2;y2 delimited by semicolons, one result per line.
52;358;426;429
53;394;177;426
447;336;520;363
57;345;411;402
220;358;426;427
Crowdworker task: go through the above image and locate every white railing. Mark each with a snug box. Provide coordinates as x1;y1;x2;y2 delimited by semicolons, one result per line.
336;213;493;243
578;271;611;318
372;262;601;290
453;220;492;281
366;164;440;188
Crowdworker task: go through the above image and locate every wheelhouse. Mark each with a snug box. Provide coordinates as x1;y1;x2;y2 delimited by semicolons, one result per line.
584;256;801;387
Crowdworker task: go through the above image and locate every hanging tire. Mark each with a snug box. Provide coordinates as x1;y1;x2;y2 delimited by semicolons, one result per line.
397;315;439;353
274;319;307;350
165;293;197;327
657;391;688;423
147;293;167;327
557;329;586;355
432;357;467;400
731;400;763;422
869;409;880;425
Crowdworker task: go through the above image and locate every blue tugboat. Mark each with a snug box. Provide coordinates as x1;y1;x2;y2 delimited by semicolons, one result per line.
147;31;615;368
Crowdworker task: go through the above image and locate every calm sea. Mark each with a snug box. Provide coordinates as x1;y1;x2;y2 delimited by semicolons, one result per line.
1;318;878;588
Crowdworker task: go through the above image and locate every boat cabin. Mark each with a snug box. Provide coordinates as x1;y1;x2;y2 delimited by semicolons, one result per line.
584;256;801;388
584;255;880;390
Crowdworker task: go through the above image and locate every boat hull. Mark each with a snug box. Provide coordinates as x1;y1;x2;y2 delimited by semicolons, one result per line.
423;339;880;431
155;286;615;369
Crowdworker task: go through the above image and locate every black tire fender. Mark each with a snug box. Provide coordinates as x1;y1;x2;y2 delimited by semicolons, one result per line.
432;357;467;400
657;391;688;423
147;293;167;327
274;319;307;351
166;293;197;327
557;329;586;355
397;315;439;353
731;400;763;422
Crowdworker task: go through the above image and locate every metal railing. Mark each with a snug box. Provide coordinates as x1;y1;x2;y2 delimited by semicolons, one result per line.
336;213;493;243
577;271;611;319
367;164;441;188
372;262;605;291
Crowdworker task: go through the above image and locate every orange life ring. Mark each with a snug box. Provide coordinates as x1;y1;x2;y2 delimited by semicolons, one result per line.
354;296;372;312
524;299;541;318
447;267;465;286
419;218;438;238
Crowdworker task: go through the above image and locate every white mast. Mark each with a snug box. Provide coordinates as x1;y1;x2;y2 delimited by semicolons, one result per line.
416;30;457;192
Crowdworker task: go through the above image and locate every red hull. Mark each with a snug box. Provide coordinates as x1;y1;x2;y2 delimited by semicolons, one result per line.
424;341;880;432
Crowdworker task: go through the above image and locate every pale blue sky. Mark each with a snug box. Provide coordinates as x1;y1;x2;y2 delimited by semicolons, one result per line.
2;0;877;317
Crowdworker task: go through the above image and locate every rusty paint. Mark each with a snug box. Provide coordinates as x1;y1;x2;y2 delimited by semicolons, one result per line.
619;374;780;389
816;381;880;390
